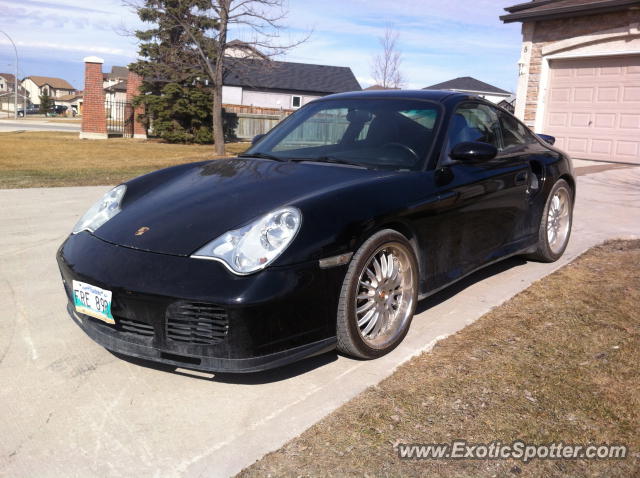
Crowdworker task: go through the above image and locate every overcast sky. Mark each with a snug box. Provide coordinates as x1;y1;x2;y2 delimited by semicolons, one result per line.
0;0;522;92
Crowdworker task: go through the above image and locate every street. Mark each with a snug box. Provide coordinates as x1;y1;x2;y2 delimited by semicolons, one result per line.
0;162;638;477
0;119;80;133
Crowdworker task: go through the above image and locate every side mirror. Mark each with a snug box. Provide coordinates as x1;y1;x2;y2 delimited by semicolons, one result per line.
252;134;265;145
449;141;498;161
537;134;556;145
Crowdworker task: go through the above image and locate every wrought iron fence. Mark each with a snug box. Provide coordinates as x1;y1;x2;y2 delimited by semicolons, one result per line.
105;100;134;137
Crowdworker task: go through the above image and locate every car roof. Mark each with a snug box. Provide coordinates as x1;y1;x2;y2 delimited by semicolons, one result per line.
318;89;467;103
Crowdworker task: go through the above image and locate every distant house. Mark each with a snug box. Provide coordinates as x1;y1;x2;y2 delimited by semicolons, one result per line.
498;94;517;114
225;40;268;60
363;85;400;91
56;92;84;115
101;66;130;120
103;66;129;88
423;77;512;104
0;73;15;92
104;81;127;104
222;57;361;110
21;76;76;104
0;73;30;112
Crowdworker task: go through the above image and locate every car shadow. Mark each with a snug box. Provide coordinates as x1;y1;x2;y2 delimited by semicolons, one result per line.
108;256;527;384
415;256;527;314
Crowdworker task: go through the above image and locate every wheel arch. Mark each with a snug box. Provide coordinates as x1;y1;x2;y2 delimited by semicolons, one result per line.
352;219;424;283
559;173;576;201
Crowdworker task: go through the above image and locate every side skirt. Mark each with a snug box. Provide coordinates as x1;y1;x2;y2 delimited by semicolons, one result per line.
417;246;535;301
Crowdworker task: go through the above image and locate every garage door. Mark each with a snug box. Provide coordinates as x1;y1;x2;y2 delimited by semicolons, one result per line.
543;55;640;164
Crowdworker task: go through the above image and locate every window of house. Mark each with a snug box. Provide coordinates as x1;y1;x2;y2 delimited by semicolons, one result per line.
291;95;302;109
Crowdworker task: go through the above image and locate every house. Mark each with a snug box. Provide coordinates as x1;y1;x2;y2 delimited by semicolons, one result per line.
498;94;518;114
56;92;84;115
103;66;129;88
0;73;30;112
104;81;127;104
0;73;16;92
501;0;640;164
423;77;512;104
222;57;361;110
225;40;268;60
21;76;76;104
363;85;400;91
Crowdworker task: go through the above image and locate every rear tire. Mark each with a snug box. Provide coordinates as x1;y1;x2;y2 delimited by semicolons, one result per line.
336;229;418;359
526;179;573;262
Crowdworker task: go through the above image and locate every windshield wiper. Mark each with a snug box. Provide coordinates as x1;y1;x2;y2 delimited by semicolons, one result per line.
238;152;288;162
292;156;367;168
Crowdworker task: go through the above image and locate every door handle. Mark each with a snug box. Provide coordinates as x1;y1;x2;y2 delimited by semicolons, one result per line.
515;171;528;185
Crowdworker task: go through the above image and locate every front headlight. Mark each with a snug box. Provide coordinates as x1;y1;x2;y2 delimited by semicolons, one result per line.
191;206;302;275
72;185;126;234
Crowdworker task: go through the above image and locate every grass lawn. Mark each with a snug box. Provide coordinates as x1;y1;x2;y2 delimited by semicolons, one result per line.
0;131;249;188
240;240;640;477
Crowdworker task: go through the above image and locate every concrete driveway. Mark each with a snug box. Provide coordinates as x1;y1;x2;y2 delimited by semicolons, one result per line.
0;162;638;477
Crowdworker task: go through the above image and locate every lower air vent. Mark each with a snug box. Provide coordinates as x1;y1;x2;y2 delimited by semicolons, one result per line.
166;302;229;345
118;318;155;337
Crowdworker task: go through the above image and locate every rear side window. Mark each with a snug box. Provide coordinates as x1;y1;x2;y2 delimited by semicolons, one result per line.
500;112;537;150
447;103;500;150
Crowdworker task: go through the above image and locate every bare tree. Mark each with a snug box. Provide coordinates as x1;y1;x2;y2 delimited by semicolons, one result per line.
371;27;404;89
129;0;308;154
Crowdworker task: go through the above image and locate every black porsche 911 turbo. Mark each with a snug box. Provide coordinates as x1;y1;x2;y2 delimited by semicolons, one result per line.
57;90;574;373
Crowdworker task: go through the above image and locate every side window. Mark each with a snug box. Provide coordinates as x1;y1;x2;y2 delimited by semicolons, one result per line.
448;103;500;151
500;112;536;150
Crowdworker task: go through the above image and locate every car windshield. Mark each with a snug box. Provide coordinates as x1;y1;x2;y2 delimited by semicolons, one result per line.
243;98;441;171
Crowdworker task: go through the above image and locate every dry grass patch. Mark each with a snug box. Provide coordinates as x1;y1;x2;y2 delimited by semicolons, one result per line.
240;240;640;478
0;131;249;188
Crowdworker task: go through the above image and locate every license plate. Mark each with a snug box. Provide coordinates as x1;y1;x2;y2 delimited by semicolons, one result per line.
72;280;114;324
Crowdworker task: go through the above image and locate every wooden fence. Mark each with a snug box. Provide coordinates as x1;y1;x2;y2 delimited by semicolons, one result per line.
222;104;294;115
224;104;294;140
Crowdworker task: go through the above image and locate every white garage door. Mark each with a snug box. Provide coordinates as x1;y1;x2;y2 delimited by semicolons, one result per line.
543;55;640;164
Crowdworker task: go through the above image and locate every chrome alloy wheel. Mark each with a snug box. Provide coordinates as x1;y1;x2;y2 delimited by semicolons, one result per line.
354;243;415;349
547;186;571;254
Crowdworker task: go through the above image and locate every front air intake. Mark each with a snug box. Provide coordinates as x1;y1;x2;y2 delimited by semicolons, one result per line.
166;301;229;345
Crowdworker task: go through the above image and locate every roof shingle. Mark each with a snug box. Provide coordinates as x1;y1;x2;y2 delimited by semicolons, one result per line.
24;75;75;90
501;0;640;23
0;72;16;84
105;66;129;80
224;58;361;94
423;77;511;95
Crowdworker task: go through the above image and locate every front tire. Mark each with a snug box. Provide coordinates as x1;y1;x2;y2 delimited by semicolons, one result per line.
527;179;573;262
336;229;418;359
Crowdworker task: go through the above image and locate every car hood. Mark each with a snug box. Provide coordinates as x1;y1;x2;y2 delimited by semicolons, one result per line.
93;158;395;256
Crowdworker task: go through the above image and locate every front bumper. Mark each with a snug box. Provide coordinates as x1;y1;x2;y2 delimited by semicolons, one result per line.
57;233;345;372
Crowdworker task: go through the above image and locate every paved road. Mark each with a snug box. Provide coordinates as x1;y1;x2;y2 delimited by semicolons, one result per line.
0;164;638;477
0;119;80;133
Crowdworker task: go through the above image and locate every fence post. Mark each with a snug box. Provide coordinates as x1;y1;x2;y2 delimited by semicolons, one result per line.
79;56;107;140
126;71;146;139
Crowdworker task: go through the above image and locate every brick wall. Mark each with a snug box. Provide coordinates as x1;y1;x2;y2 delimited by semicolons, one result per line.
80;59;107;138
524;10;638;123
126;71;146;139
